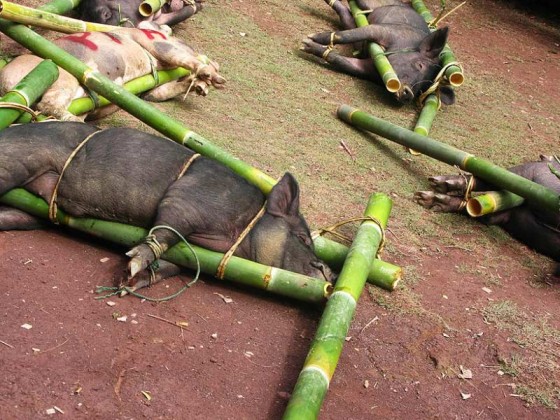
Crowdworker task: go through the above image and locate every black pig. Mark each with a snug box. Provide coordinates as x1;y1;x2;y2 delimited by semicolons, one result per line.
76;0;203;27
0;122;334;289
302;0;455;104
414;156;560;272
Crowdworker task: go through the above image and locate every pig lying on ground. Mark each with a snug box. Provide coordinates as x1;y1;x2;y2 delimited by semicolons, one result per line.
0;27;225;121
415;156;560;274
302;0;455;104
77;0;204;27
0;122;334;290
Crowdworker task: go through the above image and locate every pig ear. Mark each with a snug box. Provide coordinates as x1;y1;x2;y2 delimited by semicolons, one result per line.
266;173;301;218
419;27;449;59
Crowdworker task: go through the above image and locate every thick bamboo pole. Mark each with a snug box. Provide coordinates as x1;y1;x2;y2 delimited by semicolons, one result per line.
0;59;58;129
349;0;400;93
39;0;81;15
0;0;117;33
337;105;560;213
16;66;191;123
409;93;439;155
466;191;525;217
312;233;400;291
139;0;168;17
0;188;332;304
283;193;392;419
410;0;464;86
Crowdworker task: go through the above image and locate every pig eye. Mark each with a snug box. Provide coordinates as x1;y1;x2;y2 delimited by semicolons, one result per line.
297;233;312;247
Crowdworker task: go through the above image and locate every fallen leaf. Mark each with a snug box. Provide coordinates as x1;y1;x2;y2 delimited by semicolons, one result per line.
141;390;152;401
214;293;233;304
458;365;473;379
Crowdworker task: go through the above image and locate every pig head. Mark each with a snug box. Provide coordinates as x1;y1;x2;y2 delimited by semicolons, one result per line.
76;0;204;27
414;156;560;273
302;0;455;105
0;27;226;121
0;122;333;289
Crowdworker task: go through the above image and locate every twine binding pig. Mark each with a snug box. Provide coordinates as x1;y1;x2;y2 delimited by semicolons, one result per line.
0;26;226;121
302;0;455;105
0;122;335;291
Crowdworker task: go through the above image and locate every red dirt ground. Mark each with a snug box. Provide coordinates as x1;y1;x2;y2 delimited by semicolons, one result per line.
1;1;560;419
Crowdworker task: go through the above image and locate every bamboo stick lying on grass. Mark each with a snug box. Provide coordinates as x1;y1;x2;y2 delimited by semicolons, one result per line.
410;0;464;87
139;0;168;17
466;191;525;217
349;0;401;93
0;0;117;33
337;104;560;213
0;59;58;129
39;0;81;15
16;66;191;123
0;19;401;288
0;188;332;304
283;193;393;419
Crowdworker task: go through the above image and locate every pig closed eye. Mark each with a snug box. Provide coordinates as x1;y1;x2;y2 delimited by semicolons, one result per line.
297;233;312;247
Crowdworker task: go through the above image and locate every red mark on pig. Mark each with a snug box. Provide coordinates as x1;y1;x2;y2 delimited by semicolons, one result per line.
102;33;123;44
64;33;98;50
139;29;167;40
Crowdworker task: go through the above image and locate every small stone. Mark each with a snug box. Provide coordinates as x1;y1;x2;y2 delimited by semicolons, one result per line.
116;315;127;322
460;392;472;400
210;357;218;363
211;333;218;339
106;301;116;307
482;287;492;294
458;365;473;379
244;351;254;358
131;320;138;325
21;323;32;330
188;346;195;350
100;257;110;263
46;408;56;415
497;370;504;376
364;380;370;389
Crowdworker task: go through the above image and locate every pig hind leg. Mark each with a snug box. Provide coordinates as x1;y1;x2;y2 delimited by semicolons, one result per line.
413;191;465;213
324;0;357;30
120;260;183;293
0;206;46;230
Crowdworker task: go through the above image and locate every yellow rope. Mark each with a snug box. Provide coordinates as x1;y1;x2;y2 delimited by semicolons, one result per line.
457;172;475;211
48;130;102;223
418;60;463;105
176;153;200;180
317;215;386;255
216;203;267;280
0;102;40;121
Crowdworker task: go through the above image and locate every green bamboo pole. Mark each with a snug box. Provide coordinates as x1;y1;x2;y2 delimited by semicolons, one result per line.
466;191;525;217
16;66;191;123
0;1;117;33
39;0;81;14
409;93;440;155
410;0;464;86
337;105;560;213
139;0;168;17
312;233;400;291
0;188;331;303
0;59;58;129
349;1;401;93
0;19;399;287
283;193;392;419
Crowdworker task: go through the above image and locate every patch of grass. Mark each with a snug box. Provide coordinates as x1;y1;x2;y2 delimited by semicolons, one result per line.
483;301;560;408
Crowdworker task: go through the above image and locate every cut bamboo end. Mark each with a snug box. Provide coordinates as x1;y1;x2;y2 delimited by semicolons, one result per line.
384;75;401;93
466;191;525;217
448;70;464;87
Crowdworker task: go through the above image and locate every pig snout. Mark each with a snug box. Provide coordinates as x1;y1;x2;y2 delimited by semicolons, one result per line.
395;85;414;104
311;260;336;283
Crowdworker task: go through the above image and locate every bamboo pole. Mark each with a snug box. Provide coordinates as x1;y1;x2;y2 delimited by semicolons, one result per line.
0;20;400;287
0;188;332;304
466;191;525;217
0;1;117;33
139;0;168;17
283;193;393;419
39;0;81;14
0;59;58;129
337;105;560;213
349;0;400;93
16;66;191;123
408;93;440;155
410;0;464;86
312;233;400;291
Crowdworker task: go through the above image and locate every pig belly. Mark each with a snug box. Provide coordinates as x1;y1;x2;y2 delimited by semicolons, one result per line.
55;33;153;83
55;129;191;227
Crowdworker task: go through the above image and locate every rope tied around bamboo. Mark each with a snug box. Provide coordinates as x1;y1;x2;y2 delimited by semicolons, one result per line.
456;170;475;211
315;215;387;255
0;102;41;120
417;60;462;105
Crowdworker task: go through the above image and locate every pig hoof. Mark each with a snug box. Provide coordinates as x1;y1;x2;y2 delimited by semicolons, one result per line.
414;191;464;213
126;244;158;279
428;175;467;195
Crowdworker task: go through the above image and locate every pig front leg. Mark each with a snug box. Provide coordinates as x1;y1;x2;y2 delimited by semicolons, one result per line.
308;25;393;48
119;260;183;294
301;38;379;81
155;0;204;26
413;191;465;213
